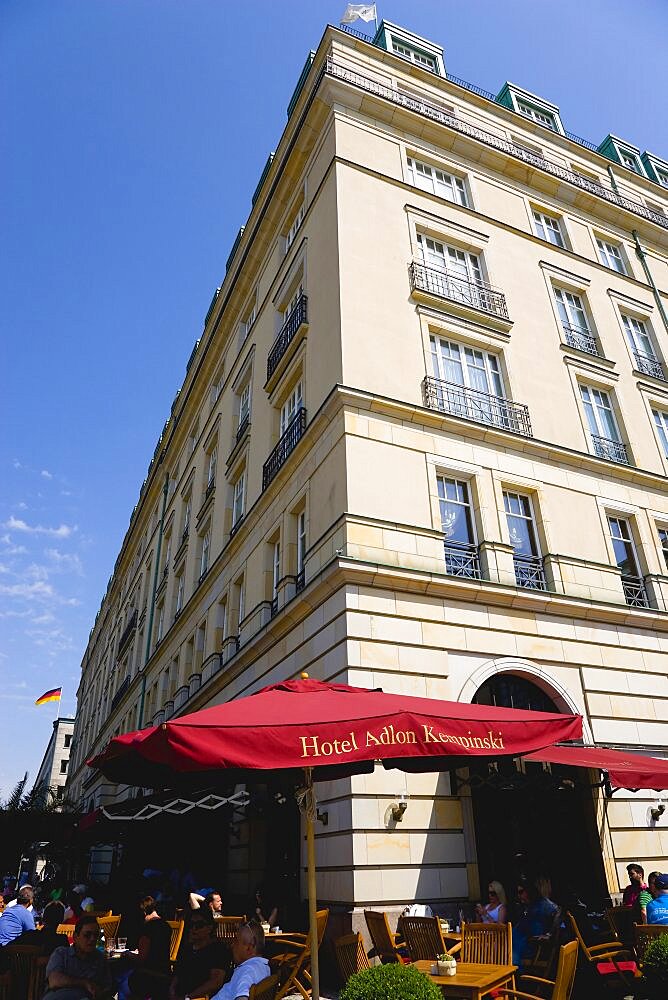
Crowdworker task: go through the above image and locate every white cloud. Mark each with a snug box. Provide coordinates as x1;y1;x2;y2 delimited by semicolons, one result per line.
3;516;76;538
0;563;10;574
0;580;54;600
25;563;50;582
40;470;53;479
16;501;28;510
12;459;22;470
44;548;84;576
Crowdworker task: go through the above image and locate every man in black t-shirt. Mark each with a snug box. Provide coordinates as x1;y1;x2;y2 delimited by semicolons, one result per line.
170;909;230;1000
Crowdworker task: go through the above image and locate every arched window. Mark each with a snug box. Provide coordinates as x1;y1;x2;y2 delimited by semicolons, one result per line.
473;673;558;713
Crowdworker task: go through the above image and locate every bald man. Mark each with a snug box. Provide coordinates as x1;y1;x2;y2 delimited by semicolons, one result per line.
210;922;270;1000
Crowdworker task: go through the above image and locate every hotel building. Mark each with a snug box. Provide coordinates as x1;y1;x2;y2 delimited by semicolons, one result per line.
68;20;668;920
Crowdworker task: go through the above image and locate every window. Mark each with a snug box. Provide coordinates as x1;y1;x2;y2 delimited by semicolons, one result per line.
532;209;564;247
622;314;664;379
232;471;246;528
285;203;305;251
296;510;306;590
553;288;597;355
64;733;72;749
206;446;218;491
199;529;211;579
430;336;503;396
271;540;280;614
407;157;467;206
655;169;668;189
60;759;68;774
659;527;668;572
654;409;668;458
608;516;647;606
156;603;165;643
418;234;482;286
280;381;304;435
283;284;304;323
236;578;245;630
162;534;172;578
619;149;640;173
188;423;199;455
175;573;185;614
239;383;251;429
503;491;546;590
416;234;496;312
182;497;192;541
580;385;627;463
437;476;480;578
56;785;64;801
516;99;556;130
244;300;257;336
392;40;436;71
596;238;626;274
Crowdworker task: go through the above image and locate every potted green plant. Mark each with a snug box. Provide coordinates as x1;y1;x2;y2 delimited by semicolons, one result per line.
340;962;443;1000
437;952;457;976
642;933;668;999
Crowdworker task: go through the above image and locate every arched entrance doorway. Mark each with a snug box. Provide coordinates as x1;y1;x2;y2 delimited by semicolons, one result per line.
468;672;609;908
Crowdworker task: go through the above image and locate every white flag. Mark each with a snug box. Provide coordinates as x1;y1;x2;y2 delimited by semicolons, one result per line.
340;3;377;24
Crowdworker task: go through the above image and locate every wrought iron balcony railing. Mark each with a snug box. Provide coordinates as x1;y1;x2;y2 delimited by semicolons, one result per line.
409;261;509;320
205;478;216;500
110;676;130;713
591;434;629;465
266;293;308;381
263;407;307;490
444;542;481;579
513;555;547;591
324;59;668;232
296;568;306;593
621;574;649;608
633;350;666;381
270;596;278;618
562;324;599;356
423;376;532;437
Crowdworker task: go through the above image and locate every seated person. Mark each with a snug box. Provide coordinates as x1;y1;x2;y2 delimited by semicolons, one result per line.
44;913;113;1000
169;909;231;1000
251;887;278;928
15;900;68;955
475;880;508;924
647;874;668;925
211;922;270;1000
512;880;558;965
0;887;35;946
189;889;223;916
63;890;84;924
121;895;172;1000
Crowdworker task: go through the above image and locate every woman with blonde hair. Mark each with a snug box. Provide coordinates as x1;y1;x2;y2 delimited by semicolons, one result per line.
475;880;508;924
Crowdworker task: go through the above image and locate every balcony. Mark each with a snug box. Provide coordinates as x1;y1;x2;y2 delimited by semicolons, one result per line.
117;608;138;657
423;376;532;437
444;543;481;579
270;596;278;618
236;413;250;445
562;324;599;357
110;676;130;713
266;293;308;382
409;261;509;321
591;434;629;465
622;574;649;608
205;478;216;500
296;568;306;594
513;555;547;591
262;407;307;490
633;350;666;381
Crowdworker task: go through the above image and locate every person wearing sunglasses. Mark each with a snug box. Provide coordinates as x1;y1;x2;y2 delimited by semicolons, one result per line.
44;913;113;1000
210;922;270;1000
169;909;231;1000
475;880;508;924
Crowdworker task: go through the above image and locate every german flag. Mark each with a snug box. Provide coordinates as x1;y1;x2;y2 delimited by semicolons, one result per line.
35;687;62;706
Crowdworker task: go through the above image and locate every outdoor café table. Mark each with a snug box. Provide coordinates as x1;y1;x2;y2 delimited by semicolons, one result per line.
414;959;517;1000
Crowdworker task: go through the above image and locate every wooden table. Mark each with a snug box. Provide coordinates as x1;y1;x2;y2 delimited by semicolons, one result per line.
414;960;517;1000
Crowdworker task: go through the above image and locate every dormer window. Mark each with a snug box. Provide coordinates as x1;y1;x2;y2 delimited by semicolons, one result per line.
516;99;557;131
598;136;646;178
620;150;640;173
392;40;436;71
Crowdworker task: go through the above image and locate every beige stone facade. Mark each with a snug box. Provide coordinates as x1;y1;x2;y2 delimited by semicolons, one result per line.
68;21;668;914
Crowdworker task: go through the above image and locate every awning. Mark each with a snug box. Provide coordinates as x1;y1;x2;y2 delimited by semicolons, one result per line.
524;744;668;791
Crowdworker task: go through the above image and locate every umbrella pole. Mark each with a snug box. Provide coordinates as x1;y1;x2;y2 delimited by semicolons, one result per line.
303;766;320;1000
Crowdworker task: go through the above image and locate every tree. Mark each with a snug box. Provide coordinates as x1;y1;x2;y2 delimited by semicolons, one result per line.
3;772;28;811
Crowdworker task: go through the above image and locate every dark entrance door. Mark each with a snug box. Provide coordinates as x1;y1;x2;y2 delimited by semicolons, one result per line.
470;674;608;908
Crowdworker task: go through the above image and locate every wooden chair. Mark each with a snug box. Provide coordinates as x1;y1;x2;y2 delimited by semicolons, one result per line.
335;932;371;982
166;919;185;963
633;922;668;965
213;915;247;941
364;910;402;963
86;909;112;917
28;956;48;1000
274;908;329;1000
523;907;563;978
398;915;447;962
606;906;634;947
249;972;281;1000
502;940;578;1000
97;914;121;939
56;923;75;942
459;921;515;992
5;944;41;1000
566;911;636;989
0;971;10;1000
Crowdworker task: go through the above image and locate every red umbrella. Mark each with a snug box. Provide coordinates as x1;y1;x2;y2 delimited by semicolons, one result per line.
89;677;582;998
524;743;668;791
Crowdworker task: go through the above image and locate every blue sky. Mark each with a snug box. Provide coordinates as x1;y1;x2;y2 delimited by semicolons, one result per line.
1;0;666;799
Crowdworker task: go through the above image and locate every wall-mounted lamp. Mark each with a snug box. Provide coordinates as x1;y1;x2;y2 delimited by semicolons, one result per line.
651;800;666;822
390;794;408;822
316;809;329;826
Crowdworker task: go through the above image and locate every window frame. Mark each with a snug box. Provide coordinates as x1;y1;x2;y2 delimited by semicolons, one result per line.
232;470;246;527
280;380;304;435
503;490;542;560
199;528;211;578
607;514;642;577
532;208;565;248
391;40;437;71
580;383;622;443
657;526;668;573
596;237;626;274
516;98;557;130
437;476;477;548
406;155;468;207
430;334;505;398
